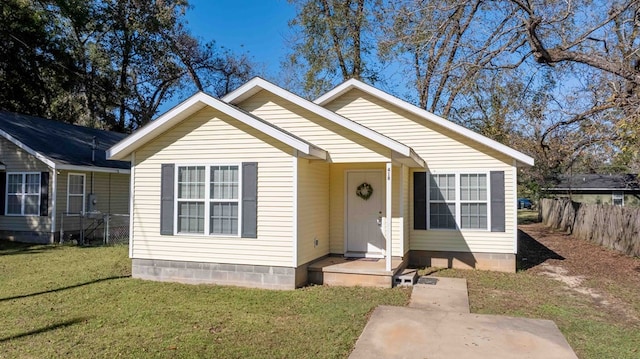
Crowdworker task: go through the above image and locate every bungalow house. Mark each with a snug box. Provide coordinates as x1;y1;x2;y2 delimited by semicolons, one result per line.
0;111;130;243
546;173;640;207
107;77;533;289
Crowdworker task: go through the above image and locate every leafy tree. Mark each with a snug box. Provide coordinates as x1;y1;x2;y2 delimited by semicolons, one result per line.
0;0;254;131
284;0;378;98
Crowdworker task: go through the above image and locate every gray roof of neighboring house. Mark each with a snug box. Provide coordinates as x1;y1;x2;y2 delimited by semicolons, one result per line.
0;111;130;170
549;174;639;191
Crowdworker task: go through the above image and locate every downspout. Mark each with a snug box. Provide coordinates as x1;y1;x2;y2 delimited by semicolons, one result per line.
385;162;392;272
292;150;298;269
128;152;135;258
51;165;57;242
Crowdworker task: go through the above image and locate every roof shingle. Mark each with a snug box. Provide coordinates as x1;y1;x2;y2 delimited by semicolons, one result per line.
0;111;129;170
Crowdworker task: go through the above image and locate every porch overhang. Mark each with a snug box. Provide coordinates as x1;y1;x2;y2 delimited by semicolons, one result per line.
392;148;425;168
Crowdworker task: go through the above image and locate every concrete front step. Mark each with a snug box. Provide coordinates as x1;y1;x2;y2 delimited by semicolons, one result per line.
307;256;406;288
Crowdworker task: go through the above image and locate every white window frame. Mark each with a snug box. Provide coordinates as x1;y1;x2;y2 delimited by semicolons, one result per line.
459;173;489;230
427;171;491;231
428;173;457;230
612;191;624;206
174;163;242;237
66;173;86;215
5;172;41;216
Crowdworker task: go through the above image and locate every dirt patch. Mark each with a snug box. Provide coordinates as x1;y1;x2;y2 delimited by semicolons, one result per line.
519;223;640;326
537;263;610;306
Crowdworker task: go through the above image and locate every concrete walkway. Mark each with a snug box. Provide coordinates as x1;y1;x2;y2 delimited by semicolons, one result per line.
409;277;469;313
349;276;578;359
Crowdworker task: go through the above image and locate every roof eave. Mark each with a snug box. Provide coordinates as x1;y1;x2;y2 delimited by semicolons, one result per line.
107;92;324;161
0;128;57;169
56;164;131;174
223;77;418;161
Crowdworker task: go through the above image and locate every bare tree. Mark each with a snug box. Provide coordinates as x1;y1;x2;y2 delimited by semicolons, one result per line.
507;0;640;159
377;0;525;120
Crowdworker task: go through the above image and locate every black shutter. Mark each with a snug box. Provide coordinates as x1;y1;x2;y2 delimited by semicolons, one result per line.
0;172;5;216
490;171;505;232
40;172;49;216
160;164;174;235
413;172;427;230
241;162;258;238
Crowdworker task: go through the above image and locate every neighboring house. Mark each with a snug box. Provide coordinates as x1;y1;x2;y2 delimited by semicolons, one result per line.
0;111;130;243
546;174;640;207
107;77;534;289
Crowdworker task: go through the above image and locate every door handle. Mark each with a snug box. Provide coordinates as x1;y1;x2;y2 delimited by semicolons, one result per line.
376;211;382;226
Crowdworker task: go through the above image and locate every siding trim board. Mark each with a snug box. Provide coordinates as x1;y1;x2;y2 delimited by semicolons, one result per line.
0;172;5;216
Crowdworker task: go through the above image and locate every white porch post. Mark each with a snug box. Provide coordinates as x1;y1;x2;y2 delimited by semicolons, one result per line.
385;162;392;271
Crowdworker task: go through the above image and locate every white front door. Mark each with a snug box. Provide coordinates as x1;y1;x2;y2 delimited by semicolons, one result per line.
346;170;385;257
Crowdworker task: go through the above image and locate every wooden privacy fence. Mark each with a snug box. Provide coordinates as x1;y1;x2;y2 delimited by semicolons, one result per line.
540;198;640;257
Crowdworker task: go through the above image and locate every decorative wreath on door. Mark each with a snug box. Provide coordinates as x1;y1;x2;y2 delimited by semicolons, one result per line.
356;182;373;200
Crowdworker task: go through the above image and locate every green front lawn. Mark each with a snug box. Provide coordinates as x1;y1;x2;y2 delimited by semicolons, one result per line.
0;241;409;358
3;236;638;358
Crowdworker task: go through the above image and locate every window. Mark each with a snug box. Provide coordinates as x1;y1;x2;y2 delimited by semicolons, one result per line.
428;173;489;230
460;174;488;229
177;166;205;233
176;165;240;235
6;172;40;216
67;174;85;214
612;192;624;206
210;165;239;235
429;174;456;229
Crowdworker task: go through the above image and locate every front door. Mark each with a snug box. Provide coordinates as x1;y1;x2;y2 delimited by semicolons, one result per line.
346;170;385;257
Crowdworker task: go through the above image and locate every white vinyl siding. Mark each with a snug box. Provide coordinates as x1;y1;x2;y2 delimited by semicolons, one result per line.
324;89;516;254
132;107;294;267
67;173;85;214
6;172;40;216
296;159;330;265
235;90;392;163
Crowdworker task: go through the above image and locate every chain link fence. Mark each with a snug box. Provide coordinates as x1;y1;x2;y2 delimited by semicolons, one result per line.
60;212;129;246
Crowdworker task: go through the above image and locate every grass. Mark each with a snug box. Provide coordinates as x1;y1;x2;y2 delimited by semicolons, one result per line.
0;241;410;358
424;267;640;359
3;239;639;358
517;209;540;224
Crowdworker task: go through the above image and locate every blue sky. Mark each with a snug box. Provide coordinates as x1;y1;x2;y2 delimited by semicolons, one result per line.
185;0;295;77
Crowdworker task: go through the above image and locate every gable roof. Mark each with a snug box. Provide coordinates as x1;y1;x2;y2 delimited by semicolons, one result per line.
107;92;327;161
314;79;535;167
548;174;640;191
222;77;425;168
0;111;130;173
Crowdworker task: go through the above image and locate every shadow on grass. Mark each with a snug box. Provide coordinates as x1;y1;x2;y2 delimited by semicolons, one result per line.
0;275;130;302
517;229;564;271
0;240;62;256
0;317;89;343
